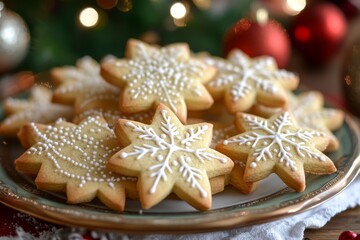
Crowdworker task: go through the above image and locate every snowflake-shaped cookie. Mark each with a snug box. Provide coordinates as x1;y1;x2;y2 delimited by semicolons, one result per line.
73;89;152;127
249;91;344;152
51;56;117;105
15;116;136;211
288;91;344;151
108;104;233;210
0;85;73;136
100;39;215;123
201;50;299;113
217;111;336;192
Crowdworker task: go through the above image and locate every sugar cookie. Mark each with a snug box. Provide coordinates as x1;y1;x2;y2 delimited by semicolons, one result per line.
0;85;73;137
217;111;336;192
288;91;344;151
108;104;233;210
15;116;136;211
200;50;299;113
101;39;216;123
250;91;344;151
51;56;117;105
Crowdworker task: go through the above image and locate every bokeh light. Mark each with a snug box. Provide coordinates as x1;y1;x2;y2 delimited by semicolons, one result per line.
79;7;99;27
256;8;269;25
170;2;187;19
285;0;306;15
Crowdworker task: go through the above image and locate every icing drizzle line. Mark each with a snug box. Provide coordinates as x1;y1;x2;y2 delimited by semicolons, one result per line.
120;109;228;198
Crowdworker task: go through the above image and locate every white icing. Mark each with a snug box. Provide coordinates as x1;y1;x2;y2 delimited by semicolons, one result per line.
112;41;207;113
27;116;135;189
250;162;257;168
225;112;327;172
181;125;209;146
120;109;228;198
204;51;296;103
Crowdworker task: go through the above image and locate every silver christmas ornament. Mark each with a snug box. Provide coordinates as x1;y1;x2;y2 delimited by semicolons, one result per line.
0;2;30;73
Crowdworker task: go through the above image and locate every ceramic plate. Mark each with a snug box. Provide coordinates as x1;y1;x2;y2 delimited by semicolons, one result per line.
0;106;359;233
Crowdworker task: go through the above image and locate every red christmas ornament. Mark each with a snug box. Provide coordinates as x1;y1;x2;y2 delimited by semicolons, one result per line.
223;18;291;68
338;231;358;240
290;2;347;65
82;232;95;240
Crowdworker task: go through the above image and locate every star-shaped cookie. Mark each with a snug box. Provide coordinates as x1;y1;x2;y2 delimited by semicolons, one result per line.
250;91;344;151
201;50;299;113
101;39;216;123
51;56;117;105
0;85;73;136
217;111;336;192
15;116;136;211
108;104;233;210
288;91;344;151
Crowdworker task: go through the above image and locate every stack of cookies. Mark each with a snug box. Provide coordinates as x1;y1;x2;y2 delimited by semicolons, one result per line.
0;39;344;211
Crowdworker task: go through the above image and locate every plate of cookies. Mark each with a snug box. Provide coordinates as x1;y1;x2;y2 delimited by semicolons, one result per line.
0;39;359;233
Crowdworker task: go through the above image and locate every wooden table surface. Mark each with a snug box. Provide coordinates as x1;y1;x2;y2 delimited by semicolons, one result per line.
304;206;360;239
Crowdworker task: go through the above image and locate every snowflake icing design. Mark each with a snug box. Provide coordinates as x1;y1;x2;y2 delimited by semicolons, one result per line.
223;112;327;172
111;105;232;209
21;116;133;188
101;40;214;122
203;50;297;110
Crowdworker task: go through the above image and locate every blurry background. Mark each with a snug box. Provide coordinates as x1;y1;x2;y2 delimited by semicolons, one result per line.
0;0;358;71
1;0;252;72
1;0;360;113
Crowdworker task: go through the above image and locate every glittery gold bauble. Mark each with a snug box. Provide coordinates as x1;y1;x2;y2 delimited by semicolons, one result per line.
0;2;30;73
343;39;360;117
